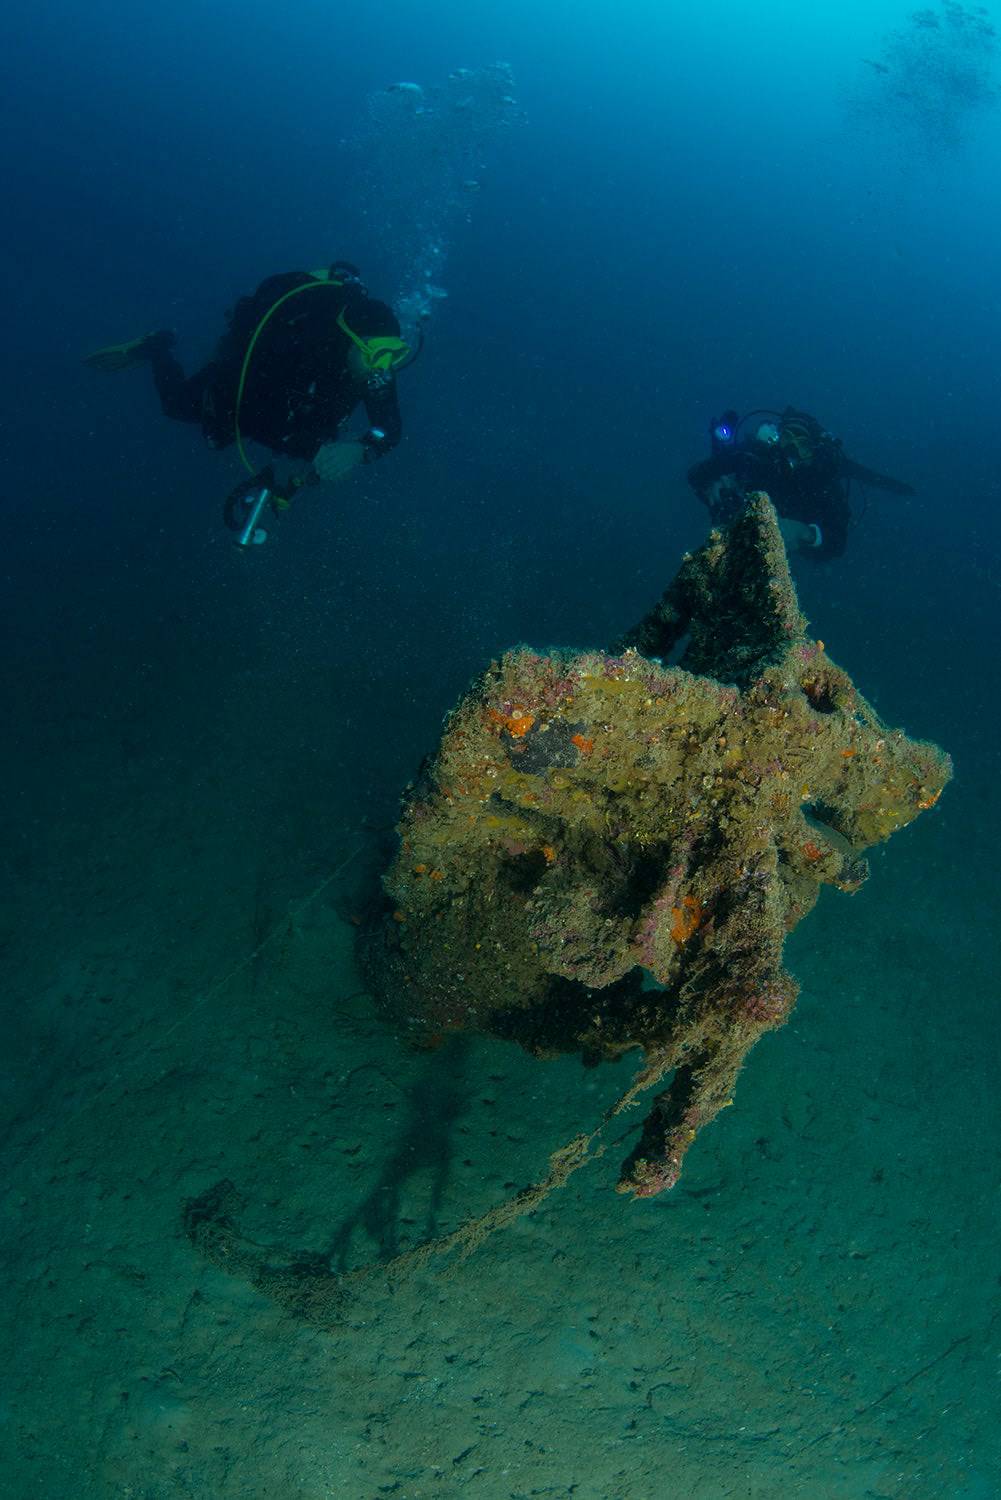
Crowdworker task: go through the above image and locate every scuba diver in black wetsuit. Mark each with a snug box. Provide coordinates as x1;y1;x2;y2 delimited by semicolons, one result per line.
85;261;418;543
688;407;915;561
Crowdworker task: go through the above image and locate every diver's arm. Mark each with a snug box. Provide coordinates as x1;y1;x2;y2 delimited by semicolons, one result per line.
305;383;402;486
687;455;727;504
688;455;748;526
360;378;402;461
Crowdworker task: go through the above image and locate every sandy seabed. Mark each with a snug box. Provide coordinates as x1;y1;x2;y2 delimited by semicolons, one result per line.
1;578;997;1500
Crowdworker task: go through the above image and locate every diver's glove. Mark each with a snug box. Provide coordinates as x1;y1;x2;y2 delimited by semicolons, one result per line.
313;441;366;486
777;517;823;553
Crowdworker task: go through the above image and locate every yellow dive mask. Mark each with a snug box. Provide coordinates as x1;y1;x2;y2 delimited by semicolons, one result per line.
336;308;411;373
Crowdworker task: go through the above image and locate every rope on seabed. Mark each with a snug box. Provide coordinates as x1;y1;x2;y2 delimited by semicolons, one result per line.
183;1047;677;1326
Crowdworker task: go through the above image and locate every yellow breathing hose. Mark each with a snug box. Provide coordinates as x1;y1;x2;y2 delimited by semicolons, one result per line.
233;277;343;473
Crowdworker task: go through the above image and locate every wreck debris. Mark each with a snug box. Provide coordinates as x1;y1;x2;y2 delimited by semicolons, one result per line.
363;495;950;1199
183;496;951;1323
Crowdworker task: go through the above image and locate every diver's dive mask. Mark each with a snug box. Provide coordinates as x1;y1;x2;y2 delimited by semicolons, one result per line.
779;419;815;468
336;308;412;375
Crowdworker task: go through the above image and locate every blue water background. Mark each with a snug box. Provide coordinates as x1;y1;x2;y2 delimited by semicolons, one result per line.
4;1;998;737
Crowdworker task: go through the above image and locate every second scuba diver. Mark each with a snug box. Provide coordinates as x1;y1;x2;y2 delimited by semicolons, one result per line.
85;260;416;541
689;407;915;560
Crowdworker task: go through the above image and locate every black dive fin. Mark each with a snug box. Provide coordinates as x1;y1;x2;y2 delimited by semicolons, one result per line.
842;458;915;496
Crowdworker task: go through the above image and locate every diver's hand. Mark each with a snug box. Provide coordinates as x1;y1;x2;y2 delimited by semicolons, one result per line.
314;441;365;485
777;518;822;553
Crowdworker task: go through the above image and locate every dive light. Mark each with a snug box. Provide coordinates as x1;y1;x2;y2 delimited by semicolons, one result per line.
235;486;270;548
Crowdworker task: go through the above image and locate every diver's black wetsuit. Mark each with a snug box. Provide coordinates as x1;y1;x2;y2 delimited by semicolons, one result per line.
151;271;403;463
688;409;855;560
689;407;914;561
